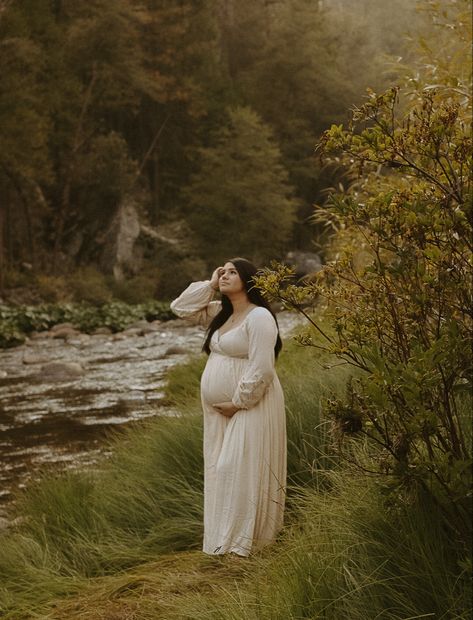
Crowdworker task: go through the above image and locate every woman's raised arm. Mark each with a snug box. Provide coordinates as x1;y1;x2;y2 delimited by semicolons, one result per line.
170;280;222;327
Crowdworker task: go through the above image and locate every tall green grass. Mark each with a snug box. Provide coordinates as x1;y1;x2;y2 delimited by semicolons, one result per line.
0;336;347;617
171;469;471;620
0;331;470;619
0;414;206;617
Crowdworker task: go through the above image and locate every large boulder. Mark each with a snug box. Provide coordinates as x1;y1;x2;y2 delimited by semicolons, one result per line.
99;200;206;296
100;198;142;280
284;251;323;280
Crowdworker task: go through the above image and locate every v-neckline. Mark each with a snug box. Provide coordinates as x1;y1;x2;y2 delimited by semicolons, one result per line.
217;307;259;341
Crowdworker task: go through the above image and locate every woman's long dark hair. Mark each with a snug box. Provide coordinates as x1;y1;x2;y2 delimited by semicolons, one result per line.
203;257;282;358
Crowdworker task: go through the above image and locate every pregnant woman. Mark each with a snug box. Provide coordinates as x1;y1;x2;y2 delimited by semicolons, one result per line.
170;257;286;557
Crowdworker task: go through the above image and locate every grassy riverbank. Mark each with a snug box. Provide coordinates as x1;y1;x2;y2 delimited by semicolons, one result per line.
0;332;470;619
0;299;175;348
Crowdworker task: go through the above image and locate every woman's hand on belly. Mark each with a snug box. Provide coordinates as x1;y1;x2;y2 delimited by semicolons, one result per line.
212;401;240;418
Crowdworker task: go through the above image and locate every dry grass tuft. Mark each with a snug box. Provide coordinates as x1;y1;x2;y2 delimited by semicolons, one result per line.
48;551;250;620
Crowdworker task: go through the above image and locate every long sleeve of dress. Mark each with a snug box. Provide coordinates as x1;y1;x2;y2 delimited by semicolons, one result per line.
170;280;222;327
232;308;277;410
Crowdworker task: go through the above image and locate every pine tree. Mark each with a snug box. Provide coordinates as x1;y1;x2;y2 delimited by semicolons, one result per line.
184;106;298;265
228;0;423;246
128;0;223;226
0;2;51;276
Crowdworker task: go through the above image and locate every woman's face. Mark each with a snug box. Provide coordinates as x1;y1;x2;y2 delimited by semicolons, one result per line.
218;262;245;295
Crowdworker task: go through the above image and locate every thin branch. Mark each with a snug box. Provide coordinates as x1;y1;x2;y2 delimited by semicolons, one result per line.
72;64;98;155
134;115;170;183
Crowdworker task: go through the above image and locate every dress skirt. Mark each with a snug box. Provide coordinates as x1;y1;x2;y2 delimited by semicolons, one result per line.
201;351;286;556
170;280;287;557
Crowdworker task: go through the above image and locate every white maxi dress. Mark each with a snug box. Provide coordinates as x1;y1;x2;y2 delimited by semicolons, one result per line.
170;280;286;556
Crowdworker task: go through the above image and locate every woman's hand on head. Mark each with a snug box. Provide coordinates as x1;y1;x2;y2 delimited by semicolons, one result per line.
212;401;240;418
210;266;223;291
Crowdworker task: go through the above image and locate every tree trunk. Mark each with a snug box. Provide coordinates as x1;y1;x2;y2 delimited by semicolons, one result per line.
5;199;12;266
135;114;169;227
9;175;38;270
51;176;71;274
0;199;5;295
50;65;97;273
149;149;160;226
219;0;237;80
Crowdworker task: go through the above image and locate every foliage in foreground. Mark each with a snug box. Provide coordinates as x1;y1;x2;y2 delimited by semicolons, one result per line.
174;473;471;620
254;0;472;546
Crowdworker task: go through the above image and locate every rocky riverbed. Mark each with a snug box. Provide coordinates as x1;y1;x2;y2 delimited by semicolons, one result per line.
0;311;302;513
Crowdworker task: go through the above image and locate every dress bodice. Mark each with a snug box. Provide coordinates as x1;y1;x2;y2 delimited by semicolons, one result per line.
209;310;259;359
170;281;278;409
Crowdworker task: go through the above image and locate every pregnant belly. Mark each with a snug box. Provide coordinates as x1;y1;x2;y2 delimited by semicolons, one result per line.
200;355;244;404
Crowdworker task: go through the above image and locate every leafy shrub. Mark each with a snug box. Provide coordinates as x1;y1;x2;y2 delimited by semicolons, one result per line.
254;1;472;545
0;317;25;348
155;253;208;300
108;269;159;304
3;267;35;289
69;266;112;305
35;275;71;303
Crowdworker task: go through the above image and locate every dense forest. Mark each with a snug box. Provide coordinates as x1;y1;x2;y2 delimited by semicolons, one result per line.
0;0;423;300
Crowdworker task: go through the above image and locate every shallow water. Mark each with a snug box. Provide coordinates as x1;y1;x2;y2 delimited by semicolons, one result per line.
0;320;202;506
0;312;300;508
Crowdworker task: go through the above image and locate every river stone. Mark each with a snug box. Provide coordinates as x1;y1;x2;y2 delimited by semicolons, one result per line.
50;322;77;332
23;353;50;365
122;327;143;336
39;361;85;379
284;250;322;279
164;345;188;356
29;331;51;340
113;333;128;341
51;327;80;339
161;320;175;330
141;323;160;335
91;327;113;335
127;320;150;330
0;516;25;530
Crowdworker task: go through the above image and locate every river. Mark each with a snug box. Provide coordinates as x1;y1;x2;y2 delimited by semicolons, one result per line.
0;312;300;511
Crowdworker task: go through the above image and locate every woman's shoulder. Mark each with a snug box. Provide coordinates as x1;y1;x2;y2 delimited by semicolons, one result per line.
247;306;276;326
249;304;271;315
